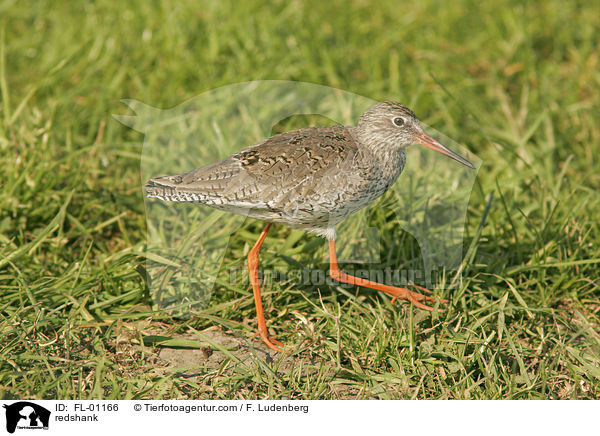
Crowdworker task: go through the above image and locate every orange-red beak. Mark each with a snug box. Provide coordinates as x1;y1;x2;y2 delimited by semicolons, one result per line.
414;133;475;169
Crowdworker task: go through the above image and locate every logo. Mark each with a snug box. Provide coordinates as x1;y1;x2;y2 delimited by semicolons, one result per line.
3;402;50;434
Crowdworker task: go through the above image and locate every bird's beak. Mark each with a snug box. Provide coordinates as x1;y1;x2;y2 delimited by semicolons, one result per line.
414;132;475;169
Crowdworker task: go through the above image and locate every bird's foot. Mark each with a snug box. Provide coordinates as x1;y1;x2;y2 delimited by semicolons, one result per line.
389;283;447;311
330;266;446;312
253;330;286;352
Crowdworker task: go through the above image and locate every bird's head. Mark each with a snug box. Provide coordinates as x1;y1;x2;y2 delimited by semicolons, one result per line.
357;101;474;169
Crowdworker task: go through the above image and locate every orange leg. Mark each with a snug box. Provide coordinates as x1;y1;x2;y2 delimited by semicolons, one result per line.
328;240;447;311
247;223;285;352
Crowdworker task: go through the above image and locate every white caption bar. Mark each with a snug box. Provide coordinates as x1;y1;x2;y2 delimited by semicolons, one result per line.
0;400;594;436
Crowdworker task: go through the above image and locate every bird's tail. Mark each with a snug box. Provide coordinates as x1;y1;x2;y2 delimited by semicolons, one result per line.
145;176;199;202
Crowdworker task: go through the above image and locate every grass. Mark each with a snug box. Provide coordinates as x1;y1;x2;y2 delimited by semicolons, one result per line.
1;0;599;399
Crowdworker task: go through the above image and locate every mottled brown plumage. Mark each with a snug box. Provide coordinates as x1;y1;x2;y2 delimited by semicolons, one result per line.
146;124;406;239
145;102;464;239
145;101;474;352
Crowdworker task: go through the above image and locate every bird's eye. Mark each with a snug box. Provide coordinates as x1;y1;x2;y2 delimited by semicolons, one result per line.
393;117;405;127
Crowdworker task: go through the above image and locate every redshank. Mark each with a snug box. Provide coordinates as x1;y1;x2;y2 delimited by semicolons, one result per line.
146;101;475;351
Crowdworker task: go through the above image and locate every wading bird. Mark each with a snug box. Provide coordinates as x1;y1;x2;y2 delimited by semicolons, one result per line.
146;101;475;351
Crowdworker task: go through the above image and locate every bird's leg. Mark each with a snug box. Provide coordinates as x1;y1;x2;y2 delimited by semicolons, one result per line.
328;239;447;311
247;223;285;352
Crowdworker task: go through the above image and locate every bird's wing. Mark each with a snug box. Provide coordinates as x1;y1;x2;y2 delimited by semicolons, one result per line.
145;125;359;210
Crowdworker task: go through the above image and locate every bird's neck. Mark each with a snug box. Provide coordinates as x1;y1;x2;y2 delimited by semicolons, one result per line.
352;127;406;177
375;147;406;182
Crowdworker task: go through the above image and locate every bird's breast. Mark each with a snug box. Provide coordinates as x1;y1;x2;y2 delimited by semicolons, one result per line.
318;147;405;221
358;147;406;194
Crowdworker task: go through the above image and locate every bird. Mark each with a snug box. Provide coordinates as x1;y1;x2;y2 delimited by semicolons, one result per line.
145;101;475;352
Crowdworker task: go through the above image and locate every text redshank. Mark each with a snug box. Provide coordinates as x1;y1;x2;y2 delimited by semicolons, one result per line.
146;101;475;351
